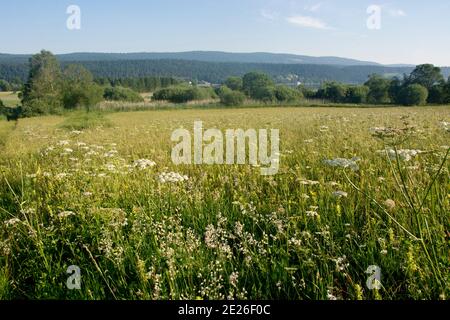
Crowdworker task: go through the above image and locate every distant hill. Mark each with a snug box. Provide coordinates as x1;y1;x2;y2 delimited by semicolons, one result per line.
0;51;448;85
0;51;386;66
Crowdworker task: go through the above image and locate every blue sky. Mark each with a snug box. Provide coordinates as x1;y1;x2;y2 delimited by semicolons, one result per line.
1;0;449;65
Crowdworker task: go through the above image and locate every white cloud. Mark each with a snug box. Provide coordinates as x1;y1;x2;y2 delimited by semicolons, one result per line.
286;15;331;30
260;9;279;21
389;9;406;17
304;3;322;12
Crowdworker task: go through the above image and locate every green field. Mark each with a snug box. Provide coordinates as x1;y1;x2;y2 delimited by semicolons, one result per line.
0;106;449;299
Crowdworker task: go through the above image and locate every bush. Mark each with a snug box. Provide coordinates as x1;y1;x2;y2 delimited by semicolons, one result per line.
298;85;316;99
243;72;274;99
274;85;302;102
224;77;243;91
345;86;369;104
62;64;104;110
103;86;144;103
427;85;444;104
253;86;276;102
316;82;347;103
0;80;11;92
63;84;104;110
399;84;429;106
153;85;217;103
218;86;245;106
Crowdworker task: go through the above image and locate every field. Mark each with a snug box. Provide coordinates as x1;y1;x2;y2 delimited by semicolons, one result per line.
0;106;449;300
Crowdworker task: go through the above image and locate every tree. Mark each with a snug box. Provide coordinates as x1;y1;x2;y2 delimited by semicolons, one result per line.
442;77;450;104
21;50;63;115
224;77;243;91
427;84;445;104
274;85;302;102
218;86;245;106
365;74;391;104
407;64;444;90
253;86;276;102
316;82;347;103
0;80;11;92
297;85;316;99
345;85;369;104
62;64;103;110
242;72;274;99
104;86;144;103
399;84;428;106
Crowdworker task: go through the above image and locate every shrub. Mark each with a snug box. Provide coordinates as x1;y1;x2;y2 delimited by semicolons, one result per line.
274;85;302;103
103;86;144;103
218;86;246;106
224;77;243;91
153;85;217;103
345;86;369;104
253;86;276;102
243;72;274;99
399;84;429;106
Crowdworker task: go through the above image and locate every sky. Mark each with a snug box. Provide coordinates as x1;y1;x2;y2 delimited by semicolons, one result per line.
1;0;449;66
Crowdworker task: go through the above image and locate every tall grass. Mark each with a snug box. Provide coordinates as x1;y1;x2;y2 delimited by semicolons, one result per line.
0;106;448;300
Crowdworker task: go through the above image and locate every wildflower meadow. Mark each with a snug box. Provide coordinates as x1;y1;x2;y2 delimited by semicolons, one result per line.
0;106;449;300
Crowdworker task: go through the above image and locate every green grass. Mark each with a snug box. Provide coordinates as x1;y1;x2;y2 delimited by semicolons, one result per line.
59;111;111;131
0;106;449;300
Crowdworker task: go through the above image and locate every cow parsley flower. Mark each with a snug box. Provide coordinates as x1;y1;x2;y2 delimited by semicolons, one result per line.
323;157;360;171
57;211;76;219
4;218;21;227
159;172;189;183
332;190;348;198
382;149;422;162
133;159;156;170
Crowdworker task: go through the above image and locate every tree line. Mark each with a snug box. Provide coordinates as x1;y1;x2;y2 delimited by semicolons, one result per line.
1;50;181;118
306;64;449;106
4;54;450;86
1;50;448;121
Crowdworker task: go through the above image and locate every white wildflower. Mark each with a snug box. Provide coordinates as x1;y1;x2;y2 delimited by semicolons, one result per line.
332;190;348;198
382;149;422;162
58;140;70;146
57;211;76;219
323;157;360;171
158;172;189;183
4;218;21;227
133;159;156;170
334;255;349;272
299;179;320;185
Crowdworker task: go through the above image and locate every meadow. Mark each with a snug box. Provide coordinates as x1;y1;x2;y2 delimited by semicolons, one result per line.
0;105;448;300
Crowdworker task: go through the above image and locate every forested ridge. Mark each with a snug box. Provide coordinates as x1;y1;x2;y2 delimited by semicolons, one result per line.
2;56;449;85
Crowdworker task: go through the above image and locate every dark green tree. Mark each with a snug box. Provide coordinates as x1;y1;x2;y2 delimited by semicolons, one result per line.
274;85;302;102
21;50;63;115
224;77;243;91
0;80;11;92
62;64;104;111
242;72;274;99
407;64;444;90
399;84;428;106
218;86;245;106
345;85;369;104
365;74;391;104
